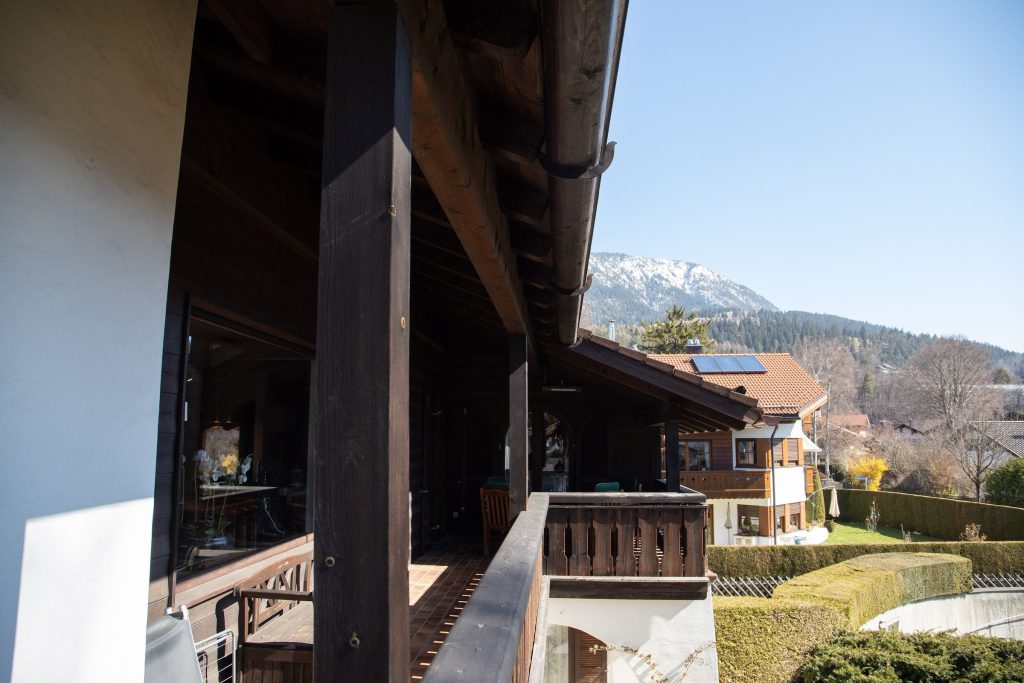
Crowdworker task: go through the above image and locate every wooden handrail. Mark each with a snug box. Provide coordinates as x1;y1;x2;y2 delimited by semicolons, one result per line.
547;490;707;506
680;470;771;498
427;491;711;681
423;493;549;683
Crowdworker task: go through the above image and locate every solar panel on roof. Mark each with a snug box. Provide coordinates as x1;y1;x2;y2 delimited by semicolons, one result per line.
716;356;744;372
692;355;766;373
691;356;721;372
737;356;767;372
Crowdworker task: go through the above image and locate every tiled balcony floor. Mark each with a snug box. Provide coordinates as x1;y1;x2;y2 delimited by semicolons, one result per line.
409;537;490;680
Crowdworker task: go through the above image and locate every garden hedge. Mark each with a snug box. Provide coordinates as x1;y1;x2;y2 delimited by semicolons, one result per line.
714;552;974;683
838;488;1024;541
714;597;847;683
771;552;972;629
708;540;1024;577
797;631;1024;682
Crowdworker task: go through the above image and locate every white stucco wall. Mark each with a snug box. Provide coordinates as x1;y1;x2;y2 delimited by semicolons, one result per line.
0;1;196;680
862;589;1024;640
546;597;720;682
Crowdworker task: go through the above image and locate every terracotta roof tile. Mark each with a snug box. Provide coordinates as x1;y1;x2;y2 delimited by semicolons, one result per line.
650;352;826;416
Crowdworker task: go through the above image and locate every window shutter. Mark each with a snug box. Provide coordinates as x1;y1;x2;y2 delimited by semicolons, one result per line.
570;628;608;682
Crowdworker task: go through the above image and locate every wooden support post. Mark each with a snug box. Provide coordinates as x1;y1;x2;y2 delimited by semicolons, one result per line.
314;3;411;681
509;334;529;515
665;419;680;493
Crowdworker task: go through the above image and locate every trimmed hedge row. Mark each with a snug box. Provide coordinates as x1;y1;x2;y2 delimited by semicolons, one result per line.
797;631;1024;682
772;552;972;629
714;552;973;683
708;540;1024;577
714;597;846;683
839;488;1024;541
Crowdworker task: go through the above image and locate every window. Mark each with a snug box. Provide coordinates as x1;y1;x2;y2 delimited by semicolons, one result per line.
789;504;801;530
737;504;760;535
775;504;787;533
786;438;800;466
771;438;784;465
736;439;757;467
176;315;312;580
682;440;710;471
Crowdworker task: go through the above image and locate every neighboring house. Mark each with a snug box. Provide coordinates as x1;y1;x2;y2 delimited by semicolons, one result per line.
832;413;872;436
650;352;828;546
971;421;1024;459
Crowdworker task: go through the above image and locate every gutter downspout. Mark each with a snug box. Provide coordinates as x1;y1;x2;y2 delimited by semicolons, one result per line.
539;0;629;345
768;421;780;546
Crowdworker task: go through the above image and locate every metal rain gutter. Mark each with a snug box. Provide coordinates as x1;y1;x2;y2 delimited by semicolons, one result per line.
539;0;629;345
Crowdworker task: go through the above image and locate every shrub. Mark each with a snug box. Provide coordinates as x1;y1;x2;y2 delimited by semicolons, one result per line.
714;597;846;683
808;469;826;526
772;552;972;629
848;456;888;491
865;500;880;532
987;458;1024;507
824;519;835;532
707;540;1024;577
960;523;987;542
839;489;1024;541
714;552;973;683
798;631;1024;682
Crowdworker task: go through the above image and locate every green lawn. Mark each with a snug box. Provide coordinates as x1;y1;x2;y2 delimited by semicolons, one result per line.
825;521;940;544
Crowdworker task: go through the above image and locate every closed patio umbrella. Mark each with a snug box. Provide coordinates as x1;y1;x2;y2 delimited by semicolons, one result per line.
828;488;840;518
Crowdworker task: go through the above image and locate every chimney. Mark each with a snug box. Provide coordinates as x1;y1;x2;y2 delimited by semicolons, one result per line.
685;338;703;354
607;320;616;342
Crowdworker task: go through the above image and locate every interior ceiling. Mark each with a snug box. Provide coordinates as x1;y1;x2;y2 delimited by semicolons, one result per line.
188;0;557;344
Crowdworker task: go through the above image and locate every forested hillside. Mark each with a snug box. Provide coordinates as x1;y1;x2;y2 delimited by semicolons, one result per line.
588;308;1024;379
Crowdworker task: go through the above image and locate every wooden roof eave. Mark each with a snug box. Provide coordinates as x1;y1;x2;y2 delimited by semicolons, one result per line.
551;339;762;432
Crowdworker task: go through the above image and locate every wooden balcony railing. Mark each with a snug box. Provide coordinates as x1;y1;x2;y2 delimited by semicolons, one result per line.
423;490;709;683
544;492;708;578
681;470;771;499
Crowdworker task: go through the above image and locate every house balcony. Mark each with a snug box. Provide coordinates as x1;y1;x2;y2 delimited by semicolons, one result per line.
681;470;772;499
423;489;714;682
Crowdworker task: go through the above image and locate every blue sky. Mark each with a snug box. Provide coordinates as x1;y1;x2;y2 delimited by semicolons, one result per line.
593;1;1024;352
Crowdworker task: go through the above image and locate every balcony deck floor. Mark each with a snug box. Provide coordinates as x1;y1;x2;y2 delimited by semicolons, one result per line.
409;536;490;680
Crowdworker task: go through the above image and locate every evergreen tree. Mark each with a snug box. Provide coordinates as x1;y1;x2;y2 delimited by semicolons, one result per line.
639;305;714;354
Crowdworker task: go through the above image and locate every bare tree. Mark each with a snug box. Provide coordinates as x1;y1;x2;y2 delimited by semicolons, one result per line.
906;338;1001;500
906;338;995;434
794;338;857;477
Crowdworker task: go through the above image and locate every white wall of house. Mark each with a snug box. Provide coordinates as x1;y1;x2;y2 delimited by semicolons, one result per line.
546;597;720;682
0;1;196;679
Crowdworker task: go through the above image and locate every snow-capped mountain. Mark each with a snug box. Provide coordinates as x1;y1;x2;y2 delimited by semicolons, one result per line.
583;252;777;325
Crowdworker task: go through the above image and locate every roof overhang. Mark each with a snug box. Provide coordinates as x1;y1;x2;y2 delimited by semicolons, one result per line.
547;334;763;433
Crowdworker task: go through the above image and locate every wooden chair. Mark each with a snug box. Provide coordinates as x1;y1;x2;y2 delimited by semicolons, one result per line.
480;487;511;555
234;551;314;682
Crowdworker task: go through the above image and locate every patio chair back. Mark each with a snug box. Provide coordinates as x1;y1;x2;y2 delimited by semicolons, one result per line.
480;487;511;555
594;481;620;492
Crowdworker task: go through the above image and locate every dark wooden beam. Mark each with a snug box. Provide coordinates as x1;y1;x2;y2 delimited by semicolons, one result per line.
517;256;551;290
510;221;551;262
400;0;535;345
665;420;680;494
509;334;529;516
548;576;709;600
499;181;548;226
205;0;275;63
314;4;410;681
446;0;538;62
480;106;545;164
